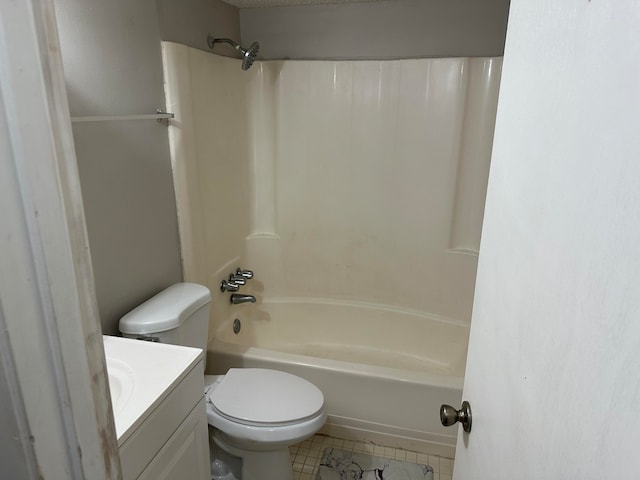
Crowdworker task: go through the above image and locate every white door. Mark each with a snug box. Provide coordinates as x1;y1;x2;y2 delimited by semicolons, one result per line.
452;1;640;479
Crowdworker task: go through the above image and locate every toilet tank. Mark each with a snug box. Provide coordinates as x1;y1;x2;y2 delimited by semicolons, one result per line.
119;283;211;359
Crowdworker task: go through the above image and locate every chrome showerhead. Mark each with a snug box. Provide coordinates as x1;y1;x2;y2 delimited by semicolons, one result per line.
207;35;261;71
240;41;260;71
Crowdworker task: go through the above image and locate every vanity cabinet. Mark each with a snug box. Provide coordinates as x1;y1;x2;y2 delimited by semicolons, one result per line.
105;335;210;480
119;358;209;479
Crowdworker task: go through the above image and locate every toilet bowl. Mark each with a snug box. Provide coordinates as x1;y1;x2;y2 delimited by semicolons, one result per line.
205;370;326;480
119;282;326;480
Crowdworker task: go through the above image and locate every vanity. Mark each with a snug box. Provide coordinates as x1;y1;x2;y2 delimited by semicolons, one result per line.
104;335;210;480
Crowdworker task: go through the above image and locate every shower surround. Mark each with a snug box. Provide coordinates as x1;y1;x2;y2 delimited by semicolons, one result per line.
162;42;501;456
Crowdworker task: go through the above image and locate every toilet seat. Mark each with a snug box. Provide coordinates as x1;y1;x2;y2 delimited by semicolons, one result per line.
208;368;324;427
203;369;327;447
206;402;326;446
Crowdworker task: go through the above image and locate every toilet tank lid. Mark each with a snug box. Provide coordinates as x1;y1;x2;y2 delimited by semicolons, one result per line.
119;283;211;335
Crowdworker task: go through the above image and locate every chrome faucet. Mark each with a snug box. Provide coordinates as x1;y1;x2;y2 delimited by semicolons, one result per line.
236;268;254;279
228;274;247;285
220;279;239;292
230;294;256;304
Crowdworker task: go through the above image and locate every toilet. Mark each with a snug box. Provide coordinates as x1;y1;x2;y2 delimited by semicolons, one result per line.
119;282;326;480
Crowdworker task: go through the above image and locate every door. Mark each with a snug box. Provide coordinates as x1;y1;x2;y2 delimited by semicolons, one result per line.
453;1;640;479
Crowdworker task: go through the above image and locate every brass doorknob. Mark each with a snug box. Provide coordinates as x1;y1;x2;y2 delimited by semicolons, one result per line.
440;401;472;433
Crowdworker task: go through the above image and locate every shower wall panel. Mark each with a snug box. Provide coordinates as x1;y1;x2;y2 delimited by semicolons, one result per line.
163;43;252;297
163;43;501;326
249;57;502;324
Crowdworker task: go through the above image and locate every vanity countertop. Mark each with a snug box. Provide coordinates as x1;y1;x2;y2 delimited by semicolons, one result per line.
103;335;203;444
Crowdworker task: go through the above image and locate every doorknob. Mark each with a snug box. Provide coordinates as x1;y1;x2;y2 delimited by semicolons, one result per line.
440;401;472;433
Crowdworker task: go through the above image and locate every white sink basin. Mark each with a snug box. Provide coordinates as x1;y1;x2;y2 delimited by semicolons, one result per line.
103;335;203;444
105;357;135;416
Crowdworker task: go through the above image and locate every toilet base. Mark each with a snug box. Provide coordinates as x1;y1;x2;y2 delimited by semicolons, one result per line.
209;430;241;480
210;427;293;480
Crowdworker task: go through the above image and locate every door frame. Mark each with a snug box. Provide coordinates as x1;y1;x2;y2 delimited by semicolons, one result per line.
0;0;121;477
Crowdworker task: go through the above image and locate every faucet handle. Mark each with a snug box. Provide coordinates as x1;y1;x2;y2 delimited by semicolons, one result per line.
220;280;239;292
229;274;246;285
236;268;254;279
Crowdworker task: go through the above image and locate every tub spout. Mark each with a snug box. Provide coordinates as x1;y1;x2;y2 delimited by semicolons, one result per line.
230;294;256;304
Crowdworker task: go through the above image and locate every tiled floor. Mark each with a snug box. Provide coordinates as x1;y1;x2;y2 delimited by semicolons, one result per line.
290;434;454;480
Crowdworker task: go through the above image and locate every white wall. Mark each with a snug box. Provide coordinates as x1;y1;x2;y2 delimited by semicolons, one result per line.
164;45;502;333
53;0;241;334
240;0;510;60
52;0;505;334
157;0;241;56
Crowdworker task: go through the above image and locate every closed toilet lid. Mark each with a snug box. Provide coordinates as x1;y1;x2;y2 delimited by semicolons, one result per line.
210;368;324;425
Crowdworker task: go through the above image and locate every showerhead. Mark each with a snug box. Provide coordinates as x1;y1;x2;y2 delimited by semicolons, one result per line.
240;41;260;71
207;35;261;71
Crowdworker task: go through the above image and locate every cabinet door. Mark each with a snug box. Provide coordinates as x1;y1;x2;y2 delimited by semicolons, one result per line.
138;399;210;480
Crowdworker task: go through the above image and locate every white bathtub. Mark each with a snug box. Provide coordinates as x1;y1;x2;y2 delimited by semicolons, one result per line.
207;299;467;457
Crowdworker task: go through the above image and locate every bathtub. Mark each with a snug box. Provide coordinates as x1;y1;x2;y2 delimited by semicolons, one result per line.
206;299;468;457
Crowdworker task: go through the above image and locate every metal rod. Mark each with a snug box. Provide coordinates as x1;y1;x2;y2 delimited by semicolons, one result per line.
70;112;174;123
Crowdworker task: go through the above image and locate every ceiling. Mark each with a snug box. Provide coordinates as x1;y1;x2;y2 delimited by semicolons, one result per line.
223;0;385;8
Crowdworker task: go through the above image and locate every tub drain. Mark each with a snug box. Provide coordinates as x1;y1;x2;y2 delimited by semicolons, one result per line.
232;319;241;334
